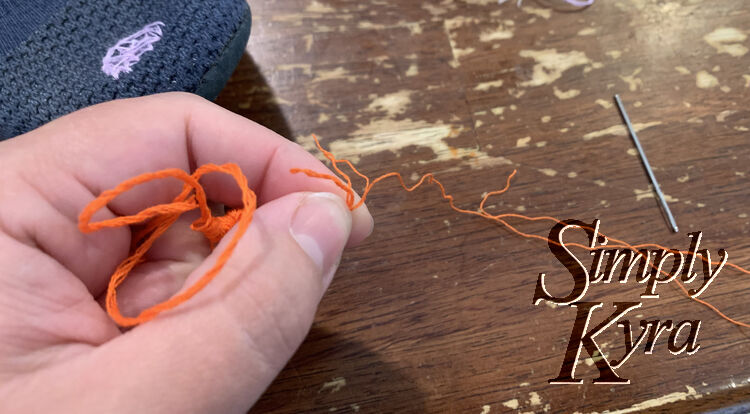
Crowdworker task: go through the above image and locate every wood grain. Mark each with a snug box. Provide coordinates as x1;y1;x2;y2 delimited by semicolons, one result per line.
216;0;750;412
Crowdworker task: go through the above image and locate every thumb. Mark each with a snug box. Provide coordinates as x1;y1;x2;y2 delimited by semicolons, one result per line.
86;192;353;412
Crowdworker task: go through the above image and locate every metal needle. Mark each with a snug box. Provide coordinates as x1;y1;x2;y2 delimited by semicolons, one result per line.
614;94;679;233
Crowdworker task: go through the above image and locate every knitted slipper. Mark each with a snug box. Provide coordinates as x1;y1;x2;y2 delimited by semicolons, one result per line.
0;0;252;140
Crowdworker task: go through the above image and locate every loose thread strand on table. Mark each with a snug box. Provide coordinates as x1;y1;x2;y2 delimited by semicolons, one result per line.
291;134;750;329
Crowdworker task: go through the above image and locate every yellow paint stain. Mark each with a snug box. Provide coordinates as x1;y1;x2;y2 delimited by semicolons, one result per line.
553;86;581;100
319;377;347;393
479;23;514;42
358;21;422;35
606;50;622;59
541;115;551;123
303;34;313;52
464;155;514;170
606;386;701;414
522;6;551;19
475;80;504;91
529;392;542;406
619;67;643;91
406;63;418;77
271;14;306;24
577;27;597;36
696;70;719;88
305;0;335;13
276;63;312;76
539;168;557;177
311;119;508;170
519;49;592;87
704;27;748;57
365;90;413;117
595;99;613;109
305;120;447;162
635;187;678;202
675;66;691;75
583;122;662;140
510;88;526;99
716;110;737;122
422;3;448;16
502;399;519;410
584;61;604;73
516;136;532;147
453;47;476;59
314;66;356;82
444;15;479;31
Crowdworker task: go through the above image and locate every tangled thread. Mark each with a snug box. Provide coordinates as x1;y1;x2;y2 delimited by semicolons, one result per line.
79;164;255;327
80;135;750;328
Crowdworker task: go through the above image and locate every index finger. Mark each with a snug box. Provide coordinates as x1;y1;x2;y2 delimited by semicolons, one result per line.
28;92;373;243
2;92;372;296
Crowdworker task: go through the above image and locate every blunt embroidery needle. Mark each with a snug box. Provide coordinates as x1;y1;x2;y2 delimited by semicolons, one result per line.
614;94;679;233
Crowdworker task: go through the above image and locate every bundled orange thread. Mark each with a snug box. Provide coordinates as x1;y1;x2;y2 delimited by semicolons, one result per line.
80;135;750;328
79;164;256;327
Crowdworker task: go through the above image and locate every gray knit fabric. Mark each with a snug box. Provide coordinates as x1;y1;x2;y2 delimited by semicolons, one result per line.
0;0;251;139
0;0;68;55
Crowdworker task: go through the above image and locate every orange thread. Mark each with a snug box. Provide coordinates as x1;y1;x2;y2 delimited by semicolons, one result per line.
80;134;750;329
79;164;256;327
292;135;750;329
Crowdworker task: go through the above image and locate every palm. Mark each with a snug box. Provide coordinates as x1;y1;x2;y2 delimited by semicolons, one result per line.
0;145;211;377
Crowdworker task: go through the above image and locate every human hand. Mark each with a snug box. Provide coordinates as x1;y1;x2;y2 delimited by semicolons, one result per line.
0;93;373;412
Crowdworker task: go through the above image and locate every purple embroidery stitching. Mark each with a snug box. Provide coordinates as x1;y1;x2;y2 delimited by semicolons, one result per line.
498;0;593;6
101;21;165;79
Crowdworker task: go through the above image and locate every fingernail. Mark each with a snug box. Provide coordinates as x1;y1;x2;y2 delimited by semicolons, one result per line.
290;193;352;287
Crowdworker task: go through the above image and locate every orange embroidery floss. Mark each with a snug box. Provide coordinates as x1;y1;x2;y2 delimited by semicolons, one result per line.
293;135;750;329
80;134;750;329
79;163;256;327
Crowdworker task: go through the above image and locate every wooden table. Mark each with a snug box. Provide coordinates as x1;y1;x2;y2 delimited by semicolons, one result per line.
216;1;750;412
